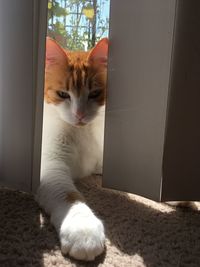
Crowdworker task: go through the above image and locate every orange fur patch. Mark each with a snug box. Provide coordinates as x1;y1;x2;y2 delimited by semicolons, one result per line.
44;39;107;105
66;191;85;203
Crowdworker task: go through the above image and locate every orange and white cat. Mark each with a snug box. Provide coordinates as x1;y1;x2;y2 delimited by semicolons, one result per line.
36;37;108;261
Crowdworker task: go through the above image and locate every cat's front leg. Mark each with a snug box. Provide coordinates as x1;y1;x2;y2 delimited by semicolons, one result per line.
36;165;105;261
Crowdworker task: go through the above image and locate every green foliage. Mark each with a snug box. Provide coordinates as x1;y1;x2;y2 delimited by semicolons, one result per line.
48;1;68;20
47;0;109;51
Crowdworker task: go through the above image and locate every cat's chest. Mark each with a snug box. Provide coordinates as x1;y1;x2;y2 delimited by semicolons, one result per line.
42;113;104;178
74;128;102;177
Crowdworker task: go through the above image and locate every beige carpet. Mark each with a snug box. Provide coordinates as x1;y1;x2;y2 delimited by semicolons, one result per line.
0;176;200;267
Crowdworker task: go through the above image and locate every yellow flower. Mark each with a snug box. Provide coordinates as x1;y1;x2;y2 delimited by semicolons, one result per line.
83;8;94;19
48;2;52;9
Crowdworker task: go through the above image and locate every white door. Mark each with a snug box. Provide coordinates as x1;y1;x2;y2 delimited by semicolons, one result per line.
103;0;200;201
0;0;47;192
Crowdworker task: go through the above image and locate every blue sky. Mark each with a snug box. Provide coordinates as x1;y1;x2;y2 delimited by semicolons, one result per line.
50;0;110;38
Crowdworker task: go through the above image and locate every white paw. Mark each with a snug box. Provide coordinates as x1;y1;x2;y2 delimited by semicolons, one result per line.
59;203;105;261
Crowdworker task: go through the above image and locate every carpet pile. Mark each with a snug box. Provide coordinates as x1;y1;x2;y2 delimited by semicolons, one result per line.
0;176;200;267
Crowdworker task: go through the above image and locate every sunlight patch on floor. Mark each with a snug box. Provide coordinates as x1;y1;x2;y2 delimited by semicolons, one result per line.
132;253;147;267
40;213;45;228
127;193;176;213
193;202;200;210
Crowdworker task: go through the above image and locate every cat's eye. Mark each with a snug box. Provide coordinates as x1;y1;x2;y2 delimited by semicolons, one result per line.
88;90;102;99
57;91;70;100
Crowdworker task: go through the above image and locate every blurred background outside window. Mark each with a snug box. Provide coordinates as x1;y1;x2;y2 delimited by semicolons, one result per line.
47;0;110;50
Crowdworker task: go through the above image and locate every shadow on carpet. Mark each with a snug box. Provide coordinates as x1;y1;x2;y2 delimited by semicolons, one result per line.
0;176;200;267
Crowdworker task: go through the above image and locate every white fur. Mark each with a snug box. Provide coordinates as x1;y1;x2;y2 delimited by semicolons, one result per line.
54;89;100;126
60;202;105;261
36;102;105;261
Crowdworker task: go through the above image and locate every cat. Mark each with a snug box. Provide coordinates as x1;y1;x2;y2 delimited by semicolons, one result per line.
36;37;108;261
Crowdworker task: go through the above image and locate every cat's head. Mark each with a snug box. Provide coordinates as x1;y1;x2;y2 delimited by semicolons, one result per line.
44;37;108;126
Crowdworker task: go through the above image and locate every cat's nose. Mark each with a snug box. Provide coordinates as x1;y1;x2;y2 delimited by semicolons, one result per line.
75;111;85;120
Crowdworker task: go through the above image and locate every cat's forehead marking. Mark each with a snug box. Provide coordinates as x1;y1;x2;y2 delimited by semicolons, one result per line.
66;63;92;96
58;80;63;86
76;67;83;94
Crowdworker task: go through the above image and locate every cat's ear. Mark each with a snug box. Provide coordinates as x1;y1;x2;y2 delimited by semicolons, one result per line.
88;38;108;66
45;37;68;67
